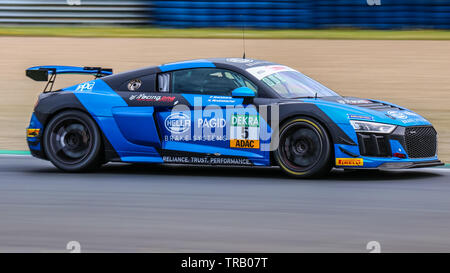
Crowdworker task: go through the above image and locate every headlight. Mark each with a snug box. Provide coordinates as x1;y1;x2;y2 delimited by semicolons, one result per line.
349;120;396;134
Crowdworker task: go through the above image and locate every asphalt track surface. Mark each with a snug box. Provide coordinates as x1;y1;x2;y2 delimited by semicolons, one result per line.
0;155;450;253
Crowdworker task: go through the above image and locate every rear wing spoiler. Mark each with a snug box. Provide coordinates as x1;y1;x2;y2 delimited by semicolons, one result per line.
26;66;113;92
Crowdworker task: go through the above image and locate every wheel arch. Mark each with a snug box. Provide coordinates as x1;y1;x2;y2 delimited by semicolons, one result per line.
276;103;355;146
35;92;119;164
270;112;335;166
39;107;113;163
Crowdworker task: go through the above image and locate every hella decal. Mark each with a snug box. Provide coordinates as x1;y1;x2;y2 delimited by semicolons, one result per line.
164;113;191;134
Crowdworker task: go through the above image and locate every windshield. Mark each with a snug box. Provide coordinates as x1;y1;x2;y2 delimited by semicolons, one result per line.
246;65;339;98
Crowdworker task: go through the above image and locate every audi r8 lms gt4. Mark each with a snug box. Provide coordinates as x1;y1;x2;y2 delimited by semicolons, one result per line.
25;58;443;178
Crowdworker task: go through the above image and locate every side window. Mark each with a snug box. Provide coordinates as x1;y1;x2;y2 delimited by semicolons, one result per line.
171;68;257;96
118;74;156;92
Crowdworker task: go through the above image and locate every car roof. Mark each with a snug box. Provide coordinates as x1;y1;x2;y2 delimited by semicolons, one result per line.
101;58;280;89
159;58;278;72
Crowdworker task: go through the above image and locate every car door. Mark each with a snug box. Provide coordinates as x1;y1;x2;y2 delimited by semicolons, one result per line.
110;73;189;160
154;68;271;166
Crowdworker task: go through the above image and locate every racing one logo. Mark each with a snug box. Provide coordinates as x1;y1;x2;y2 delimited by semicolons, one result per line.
165;113;191;134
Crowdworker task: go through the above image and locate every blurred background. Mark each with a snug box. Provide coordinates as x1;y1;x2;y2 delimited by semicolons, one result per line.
1;0;450;28
0;0;449;162
1;0;450;253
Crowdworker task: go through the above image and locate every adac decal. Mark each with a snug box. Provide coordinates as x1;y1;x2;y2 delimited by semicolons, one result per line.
27;128;40;138
336;158;364;166
230;114;260;149
347;114;374;121
230;139;260;149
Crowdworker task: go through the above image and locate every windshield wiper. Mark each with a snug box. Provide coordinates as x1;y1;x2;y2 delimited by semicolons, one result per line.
289;92;322;99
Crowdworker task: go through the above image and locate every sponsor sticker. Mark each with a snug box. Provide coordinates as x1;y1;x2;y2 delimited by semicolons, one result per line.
230;114;260;149
163;156;252;165
230;139;260;149
75;81;95;92
246;65;296;80
226;58;254;64
347;114;374;121
386;110;408;120
231;115;259;127
336;158;364;166
129;94;176;103
337;98;372;105
127;79;142;91
197;118;226;128
164;113;191;134
27;128;40;138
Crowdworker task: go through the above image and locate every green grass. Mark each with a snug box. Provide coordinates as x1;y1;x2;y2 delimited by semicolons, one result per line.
0;150;30;155
2;27;450;40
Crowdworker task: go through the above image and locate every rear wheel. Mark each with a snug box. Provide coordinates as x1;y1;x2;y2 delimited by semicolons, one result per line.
43;110;102;172
275;117;332;178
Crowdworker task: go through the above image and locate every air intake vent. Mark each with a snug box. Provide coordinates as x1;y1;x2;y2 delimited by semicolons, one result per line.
353;102;403;112
357;133;391;157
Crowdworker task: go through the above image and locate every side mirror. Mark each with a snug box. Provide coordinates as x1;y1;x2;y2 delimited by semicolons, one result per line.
231;87;256;98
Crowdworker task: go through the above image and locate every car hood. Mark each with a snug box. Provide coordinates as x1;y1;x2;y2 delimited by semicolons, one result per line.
297;96;431;127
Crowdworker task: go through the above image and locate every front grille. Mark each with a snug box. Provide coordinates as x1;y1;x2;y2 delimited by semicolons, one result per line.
357;133;391;157
404;126;437;158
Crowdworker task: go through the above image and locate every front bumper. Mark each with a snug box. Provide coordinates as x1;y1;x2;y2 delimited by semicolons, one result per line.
335;124;443;169
378;160;444;170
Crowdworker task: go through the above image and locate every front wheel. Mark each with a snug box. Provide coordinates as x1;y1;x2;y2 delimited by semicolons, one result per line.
43;110;102;172
275;117;332;178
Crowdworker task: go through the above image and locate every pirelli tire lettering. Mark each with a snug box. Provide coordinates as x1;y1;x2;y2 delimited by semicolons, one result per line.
230;114;260;149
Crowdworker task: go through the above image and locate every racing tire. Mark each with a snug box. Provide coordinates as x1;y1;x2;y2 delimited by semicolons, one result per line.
43;110;102;172
275;117;332;178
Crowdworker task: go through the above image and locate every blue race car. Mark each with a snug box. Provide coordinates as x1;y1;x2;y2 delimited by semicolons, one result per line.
26;58;443;177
